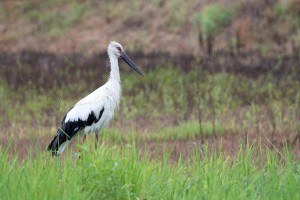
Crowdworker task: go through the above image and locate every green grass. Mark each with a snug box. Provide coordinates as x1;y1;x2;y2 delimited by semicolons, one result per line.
101;120;224;142
1;1;300;198
0;141;299;199
2;63;300;139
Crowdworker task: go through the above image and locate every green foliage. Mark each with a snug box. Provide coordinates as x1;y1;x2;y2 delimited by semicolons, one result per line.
0;142;299;199
194;4;233;40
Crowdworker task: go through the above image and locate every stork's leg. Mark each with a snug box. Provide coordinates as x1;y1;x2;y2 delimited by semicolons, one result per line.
95;134;99;149
83;134;86;143
78;134;86;154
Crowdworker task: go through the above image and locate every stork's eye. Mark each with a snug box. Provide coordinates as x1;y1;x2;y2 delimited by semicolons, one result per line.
116;47;121;52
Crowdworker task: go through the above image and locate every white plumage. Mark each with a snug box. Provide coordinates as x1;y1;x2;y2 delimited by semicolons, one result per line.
48;41;143;156
65;79;121;132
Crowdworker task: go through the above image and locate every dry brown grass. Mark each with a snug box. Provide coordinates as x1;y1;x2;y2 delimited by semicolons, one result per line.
0;0;298;56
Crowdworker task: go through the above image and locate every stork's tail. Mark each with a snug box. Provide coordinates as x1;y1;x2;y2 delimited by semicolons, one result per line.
47;128;69;157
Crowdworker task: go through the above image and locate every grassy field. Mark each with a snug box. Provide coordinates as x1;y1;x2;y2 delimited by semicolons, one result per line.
1;61;300;199
1;0;300;199
1;62;300;141
1;139;299;200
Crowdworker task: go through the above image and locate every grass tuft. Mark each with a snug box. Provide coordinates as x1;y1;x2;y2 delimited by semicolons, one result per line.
0;141;299;199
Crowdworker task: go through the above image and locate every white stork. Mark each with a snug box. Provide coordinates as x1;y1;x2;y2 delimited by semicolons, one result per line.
47;41;144;156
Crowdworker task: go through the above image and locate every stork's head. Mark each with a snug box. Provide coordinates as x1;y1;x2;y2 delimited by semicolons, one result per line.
108;41;144;76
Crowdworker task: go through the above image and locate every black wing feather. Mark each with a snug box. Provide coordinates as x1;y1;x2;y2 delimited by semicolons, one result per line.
47;107;105;156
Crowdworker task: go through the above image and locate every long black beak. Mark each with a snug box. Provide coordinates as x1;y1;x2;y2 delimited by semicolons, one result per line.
120;51;144;77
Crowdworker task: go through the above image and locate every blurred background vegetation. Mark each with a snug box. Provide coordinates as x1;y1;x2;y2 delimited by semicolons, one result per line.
0;0;300;157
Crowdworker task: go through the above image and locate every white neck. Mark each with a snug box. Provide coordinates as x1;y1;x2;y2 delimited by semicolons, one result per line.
108;52;120;82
